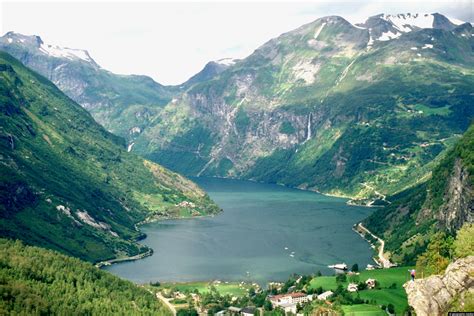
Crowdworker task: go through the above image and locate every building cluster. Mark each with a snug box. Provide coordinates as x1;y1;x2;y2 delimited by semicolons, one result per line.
268;292;314;313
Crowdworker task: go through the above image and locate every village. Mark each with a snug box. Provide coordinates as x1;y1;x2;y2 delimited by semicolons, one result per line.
150;261;408;316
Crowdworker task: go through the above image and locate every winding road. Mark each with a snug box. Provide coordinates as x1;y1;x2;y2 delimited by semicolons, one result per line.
357;223;394;268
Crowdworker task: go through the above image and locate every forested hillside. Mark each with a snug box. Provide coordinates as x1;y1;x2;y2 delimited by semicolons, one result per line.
364;123;473;264
0;51;219;263
0;239;171;315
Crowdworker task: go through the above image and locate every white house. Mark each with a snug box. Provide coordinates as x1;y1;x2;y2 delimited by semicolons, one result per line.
279;302;297;314
365;278;376;289
317;291;333;301
347;283;358;292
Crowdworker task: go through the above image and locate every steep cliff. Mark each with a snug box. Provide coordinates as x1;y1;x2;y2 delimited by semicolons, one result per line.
404;256;474;315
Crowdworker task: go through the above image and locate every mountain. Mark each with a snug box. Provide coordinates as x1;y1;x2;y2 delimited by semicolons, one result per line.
0;238;171;315
0;32;177;142
2;13;472;202
182;58;238;88
364;123;473;264
130;13;473;201
0;51;219;262
358;13;463;46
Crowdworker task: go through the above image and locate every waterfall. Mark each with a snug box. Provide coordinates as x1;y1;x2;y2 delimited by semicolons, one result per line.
305;113;312;142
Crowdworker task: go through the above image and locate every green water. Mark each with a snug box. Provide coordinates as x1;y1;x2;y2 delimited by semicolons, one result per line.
105;177;374;284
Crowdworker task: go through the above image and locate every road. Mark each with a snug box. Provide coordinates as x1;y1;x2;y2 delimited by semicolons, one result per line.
156;292;177;316
357;223;394;268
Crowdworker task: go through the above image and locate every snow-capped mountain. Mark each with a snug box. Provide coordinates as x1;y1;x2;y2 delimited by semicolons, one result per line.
1;32;98;66
358;13;468;46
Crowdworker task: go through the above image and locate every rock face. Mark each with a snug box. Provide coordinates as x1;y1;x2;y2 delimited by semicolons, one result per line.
437;159;474;231
404;256;474;316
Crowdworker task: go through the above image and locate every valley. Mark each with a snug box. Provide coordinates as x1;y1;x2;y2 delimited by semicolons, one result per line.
0;7;473;316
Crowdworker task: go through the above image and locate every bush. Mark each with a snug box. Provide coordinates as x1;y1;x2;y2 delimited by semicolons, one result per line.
453;223;474;258
387;303;395;314
351;263;359;272
336;273;347;283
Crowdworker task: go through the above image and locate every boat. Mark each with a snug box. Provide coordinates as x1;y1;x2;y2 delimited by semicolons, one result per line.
328;263;348;270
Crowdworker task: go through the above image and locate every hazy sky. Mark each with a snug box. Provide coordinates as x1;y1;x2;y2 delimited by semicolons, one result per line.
1;0;472;85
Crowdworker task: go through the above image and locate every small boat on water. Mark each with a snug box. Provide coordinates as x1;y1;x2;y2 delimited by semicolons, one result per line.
328;263;348;270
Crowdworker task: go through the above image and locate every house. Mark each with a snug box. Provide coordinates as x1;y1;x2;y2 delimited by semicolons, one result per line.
215;311;225;316
365;278;376;289
317;291;333;301
228;306;241;314
241;306;256;316
279;302;297;314
347;283;358;292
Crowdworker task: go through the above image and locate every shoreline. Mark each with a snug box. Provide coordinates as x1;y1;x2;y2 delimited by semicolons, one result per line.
353;222;395;269
95;248;153;268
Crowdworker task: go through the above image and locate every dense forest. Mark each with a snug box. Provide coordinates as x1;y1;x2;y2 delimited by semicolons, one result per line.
0;239;171;315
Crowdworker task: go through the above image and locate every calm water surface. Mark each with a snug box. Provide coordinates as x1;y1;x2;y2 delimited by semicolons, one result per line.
105;177;374;284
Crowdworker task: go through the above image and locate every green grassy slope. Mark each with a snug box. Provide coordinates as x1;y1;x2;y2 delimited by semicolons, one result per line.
309;267;412;315
0;51;219;262
0;238;171;315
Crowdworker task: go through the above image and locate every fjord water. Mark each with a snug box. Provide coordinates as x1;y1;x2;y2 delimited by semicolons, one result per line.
105;178;374;284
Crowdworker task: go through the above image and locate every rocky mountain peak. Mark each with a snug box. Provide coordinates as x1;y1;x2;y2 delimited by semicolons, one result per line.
181;58;237;87
2;31;43;47
1;31;98;66
358;12;467;46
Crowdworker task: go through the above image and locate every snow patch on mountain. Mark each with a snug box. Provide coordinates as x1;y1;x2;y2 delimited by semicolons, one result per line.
448;17;465;25
382;13;434;32
216;58;236;66
314;22;326;39
39;42;94;63
378;30;402;41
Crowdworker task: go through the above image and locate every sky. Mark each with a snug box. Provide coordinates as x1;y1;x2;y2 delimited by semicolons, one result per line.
1;0;472;85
